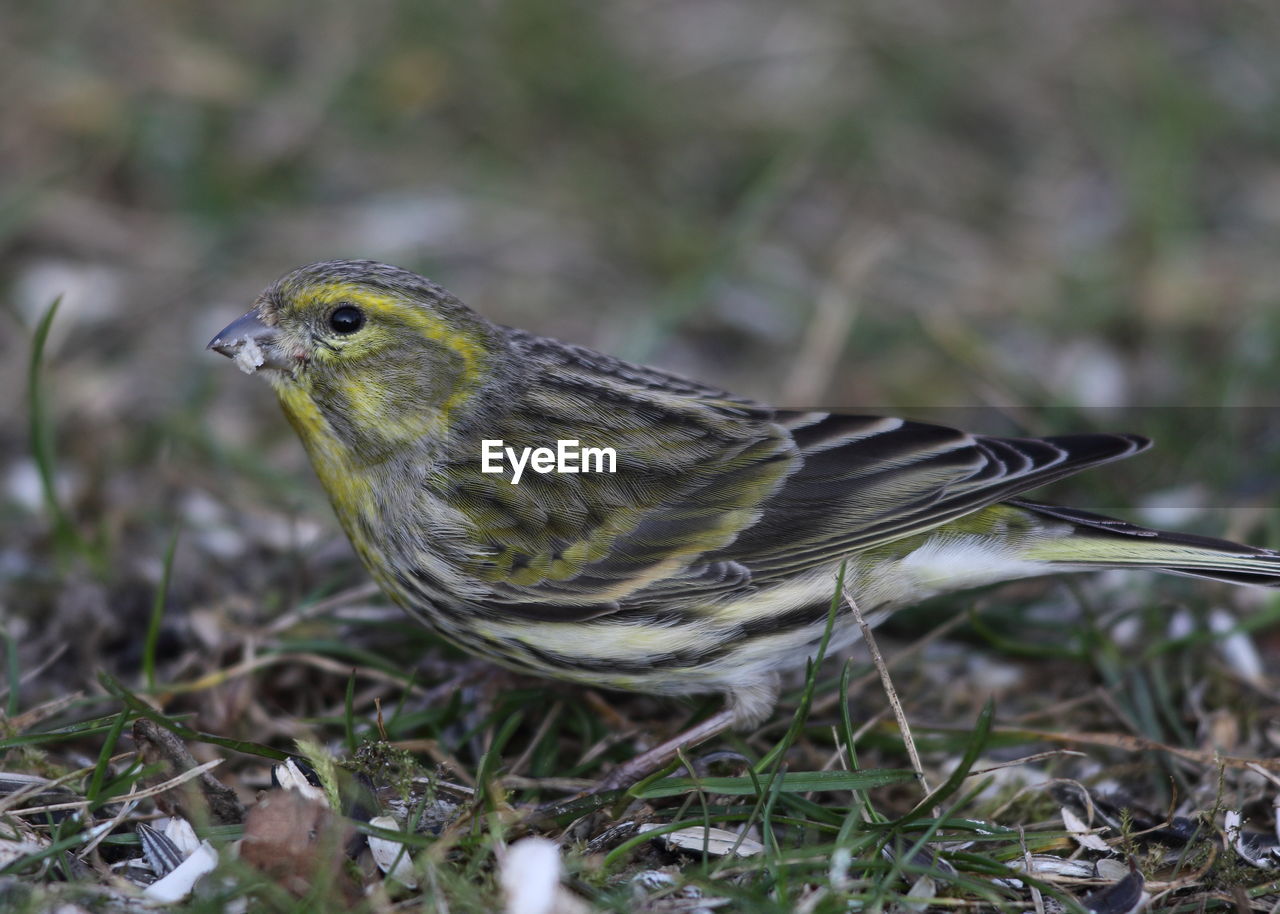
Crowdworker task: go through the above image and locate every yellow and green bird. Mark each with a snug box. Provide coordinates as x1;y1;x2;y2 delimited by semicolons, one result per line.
210;260;1280;730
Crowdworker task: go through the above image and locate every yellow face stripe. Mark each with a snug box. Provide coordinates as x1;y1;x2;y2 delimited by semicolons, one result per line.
312;280;485;368
307;281;487;431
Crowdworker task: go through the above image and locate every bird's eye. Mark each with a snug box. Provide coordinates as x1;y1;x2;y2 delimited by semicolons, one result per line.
328;304;365;334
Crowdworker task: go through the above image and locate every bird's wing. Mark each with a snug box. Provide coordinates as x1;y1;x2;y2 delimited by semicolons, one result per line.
436;380;1147;618
687;412;1149;590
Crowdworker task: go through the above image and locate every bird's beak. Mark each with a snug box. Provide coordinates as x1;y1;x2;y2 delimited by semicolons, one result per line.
207;308;293;374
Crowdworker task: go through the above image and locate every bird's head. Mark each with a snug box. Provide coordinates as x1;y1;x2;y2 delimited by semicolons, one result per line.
209;260;509;460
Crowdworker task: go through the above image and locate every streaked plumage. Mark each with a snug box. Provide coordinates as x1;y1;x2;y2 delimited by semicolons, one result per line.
210;260;1280;727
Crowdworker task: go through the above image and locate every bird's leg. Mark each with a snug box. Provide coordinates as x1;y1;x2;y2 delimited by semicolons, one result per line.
596;708;737;792
597;674;780;792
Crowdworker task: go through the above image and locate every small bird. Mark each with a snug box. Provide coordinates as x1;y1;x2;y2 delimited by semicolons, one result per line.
210;260;1279;771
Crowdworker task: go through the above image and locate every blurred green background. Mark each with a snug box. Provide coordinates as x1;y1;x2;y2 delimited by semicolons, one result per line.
2;1;1279;658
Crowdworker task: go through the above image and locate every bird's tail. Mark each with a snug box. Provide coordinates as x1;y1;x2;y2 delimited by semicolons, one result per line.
1014;499;1280;588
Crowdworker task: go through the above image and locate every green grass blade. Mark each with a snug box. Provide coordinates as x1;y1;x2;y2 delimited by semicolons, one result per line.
99;671;289;761
635;767;915;799
898;699;994;826
475;709;523;810
343;669;357;753
143;527;180;690
26;295;85;558
4;631;19;719
0;714;133;751
85;709;132;808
